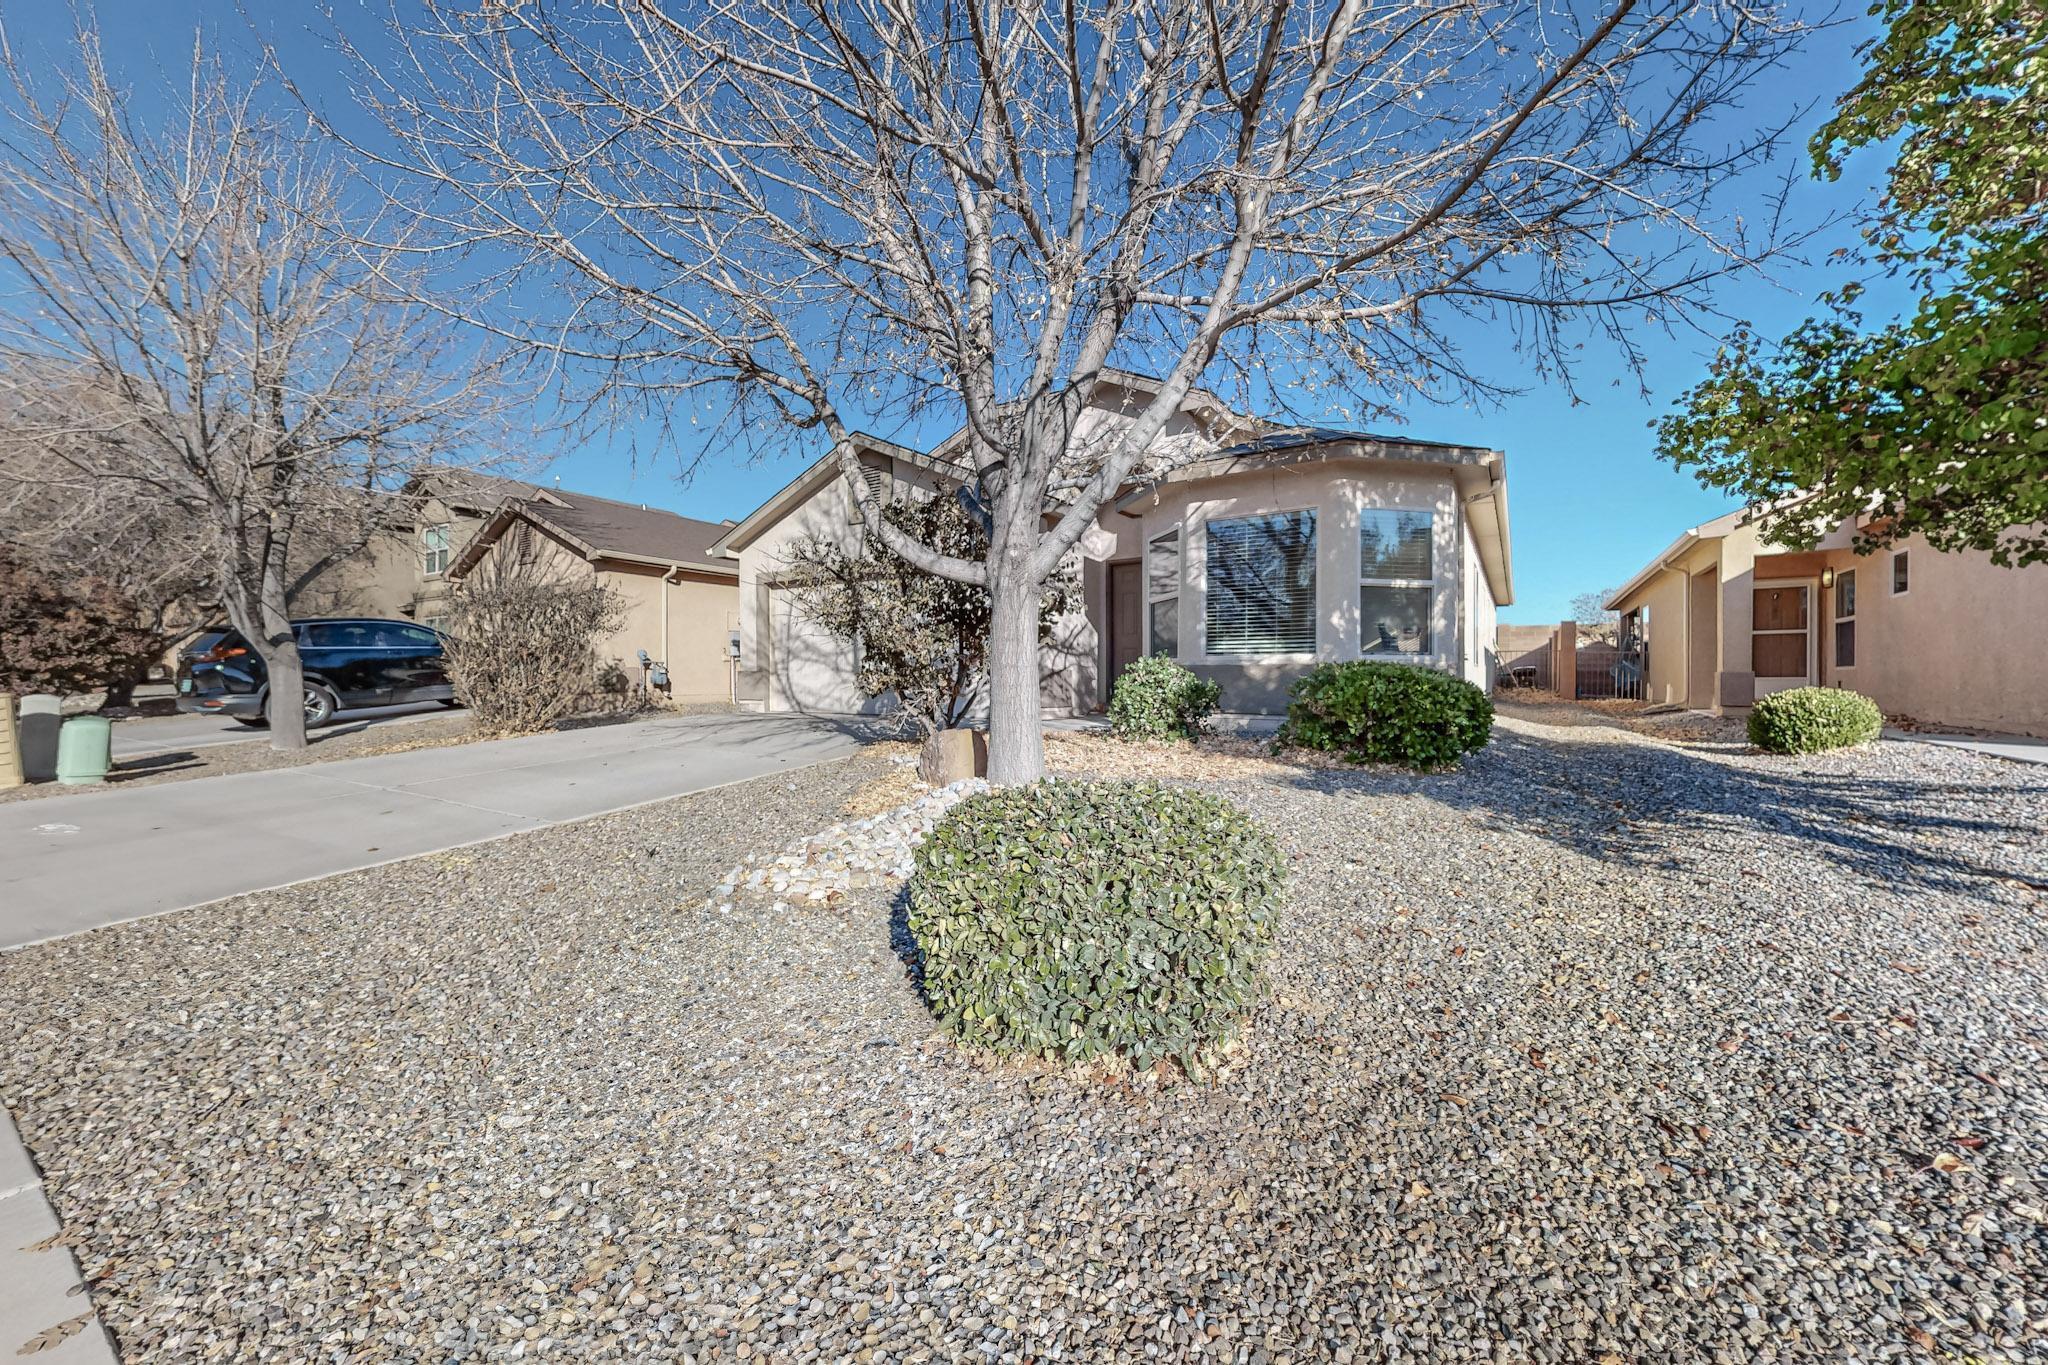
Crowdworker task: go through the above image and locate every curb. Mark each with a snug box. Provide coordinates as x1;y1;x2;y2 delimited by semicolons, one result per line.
0;1110;118;1362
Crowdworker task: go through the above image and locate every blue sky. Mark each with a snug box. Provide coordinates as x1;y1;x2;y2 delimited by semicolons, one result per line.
6;2;1900;623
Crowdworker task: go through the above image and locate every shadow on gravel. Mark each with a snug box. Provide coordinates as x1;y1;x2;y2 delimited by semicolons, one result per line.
1275;722;2047;896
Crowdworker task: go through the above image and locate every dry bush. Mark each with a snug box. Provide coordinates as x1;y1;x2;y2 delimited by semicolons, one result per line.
442;557;624;735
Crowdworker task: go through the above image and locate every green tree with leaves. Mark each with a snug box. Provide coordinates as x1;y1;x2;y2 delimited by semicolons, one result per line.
1660;0;2048;565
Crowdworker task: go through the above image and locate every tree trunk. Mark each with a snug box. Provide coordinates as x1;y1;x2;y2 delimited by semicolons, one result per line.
984;564;1044;785
254;571;309;751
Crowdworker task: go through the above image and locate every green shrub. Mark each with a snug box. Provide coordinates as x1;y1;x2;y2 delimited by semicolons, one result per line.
1746;686;1883;754
907;779;1283;1073
1275;661;1493;769
1108;654;1222;741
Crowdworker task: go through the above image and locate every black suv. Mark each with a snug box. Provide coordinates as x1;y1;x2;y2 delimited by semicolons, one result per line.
176;618;457;728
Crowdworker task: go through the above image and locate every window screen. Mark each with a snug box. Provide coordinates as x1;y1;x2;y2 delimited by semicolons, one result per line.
1205;510;1317;655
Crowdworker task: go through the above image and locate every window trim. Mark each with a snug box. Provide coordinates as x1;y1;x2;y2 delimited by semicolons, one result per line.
1198;504;1320;661
1145;526;1181;658
1890;550;1909;597
1357;505;1439;661
1833;567;1858;670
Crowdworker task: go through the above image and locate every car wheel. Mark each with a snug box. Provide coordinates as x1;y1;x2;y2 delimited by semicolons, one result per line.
303;683;339;728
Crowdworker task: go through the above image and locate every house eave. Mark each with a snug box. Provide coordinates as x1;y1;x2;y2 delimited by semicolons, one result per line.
708;432;958;559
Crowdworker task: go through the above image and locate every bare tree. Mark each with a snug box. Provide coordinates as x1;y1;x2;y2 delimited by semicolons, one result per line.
440;552;625;737
1570;589;1621;644
339;0;1812;781
0;24;515;748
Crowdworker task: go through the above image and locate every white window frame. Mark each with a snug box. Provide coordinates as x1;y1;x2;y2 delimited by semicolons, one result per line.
1198;505;1320;661
1890;550;1909;596
1145;527;1181;658
422;522;453;577
1357;506;1438;661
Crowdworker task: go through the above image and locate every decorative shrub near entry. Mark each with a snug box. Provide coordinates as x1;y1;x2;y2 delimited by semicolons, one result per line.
907;779;1283;1073
1107;654;1222;741
1276;661;1493;769
1747;686;1883;754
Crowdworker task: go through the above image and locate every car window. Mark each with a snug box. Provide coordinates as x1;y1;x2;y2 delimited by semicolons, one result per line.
185;630;234;655
390;624;441;647
302;623;374;649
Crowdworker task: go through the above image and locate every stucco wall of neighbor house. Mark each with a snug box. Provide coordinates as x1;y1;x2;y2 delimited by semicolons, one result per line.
600;564;741;704
407;497;493;625
1810;530;2048;737
1113;461;1472;713
1632;568;1690;707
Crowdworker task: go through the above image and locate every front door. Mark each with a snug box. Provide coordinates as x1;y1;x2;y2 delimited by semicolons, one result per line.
1751;583;1812;696
1108;561;1142;694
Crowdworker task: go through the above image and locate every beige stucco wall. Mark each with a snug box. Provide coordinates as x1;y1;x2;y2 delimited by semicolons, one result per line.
1813;531;2048;736
1628;568;1690;707
599;562;740;704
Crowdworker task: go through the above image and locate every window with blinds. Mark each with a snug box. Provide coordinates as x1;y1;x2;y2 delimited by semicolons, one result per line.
1359;509;1434;656
1205;510;1317;655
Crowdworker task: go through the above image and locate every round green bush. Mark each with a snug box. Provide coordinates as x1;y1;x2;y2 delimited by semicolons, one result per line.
1746;686;1883;754
907;779;1283;1072
1275;661;1493;769
1107;654;1222;741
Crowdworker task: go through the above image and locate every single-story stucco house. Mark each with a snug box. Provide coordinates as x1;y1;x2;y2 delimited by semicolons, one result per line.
1605;511;2048;737
709;373;1514;718
449;490;742;705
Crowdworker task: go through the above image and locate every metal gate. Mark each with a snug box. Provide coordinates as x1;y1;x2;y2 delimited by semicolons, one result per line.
1575;642;1646;701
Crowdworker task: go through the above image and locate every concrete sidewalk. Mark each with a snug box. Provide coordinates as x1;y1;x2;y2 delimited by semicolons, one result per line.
0;1113;116;1362
1;711;874;949
1884;727;2048;766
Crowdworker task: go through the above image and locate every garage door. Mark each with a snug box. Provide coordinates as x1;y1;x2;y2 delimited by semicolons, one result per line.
767;586;865;713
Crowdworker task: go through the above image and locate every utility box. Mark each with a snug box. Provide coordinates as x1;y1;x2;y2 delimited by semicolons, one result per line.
0;695;24;790
56;715;114;786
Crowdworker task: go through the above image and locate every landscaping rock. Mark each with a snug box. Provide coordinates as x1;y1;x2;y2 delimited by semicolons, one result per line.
1;714;2043;1363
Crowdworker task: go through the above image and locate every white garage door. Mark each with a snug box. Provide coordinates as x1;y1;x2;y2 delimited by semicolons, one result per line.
767;586;866;713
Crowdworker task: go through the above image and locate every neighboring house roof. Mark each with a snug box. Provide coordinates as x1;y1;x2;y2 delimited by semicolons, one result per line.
450;488;738;580
411;467;565;515
1604;508;1752;612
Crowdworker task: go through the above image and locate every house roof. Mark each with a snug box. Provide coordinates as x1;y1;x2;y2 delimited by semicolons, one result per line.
705;381;1515;607
413;467;564;514
1603;508;1750;612
450;488;738;580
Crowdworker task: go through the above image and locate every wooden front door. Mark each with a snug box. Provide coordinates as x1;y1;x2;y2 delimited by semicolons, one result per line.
1751;583;1811;696
1108;561;1142;691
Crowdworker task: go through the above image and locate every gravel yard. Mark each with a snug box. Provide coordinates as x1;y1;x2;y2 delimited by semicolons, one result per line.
2;706;2044;1362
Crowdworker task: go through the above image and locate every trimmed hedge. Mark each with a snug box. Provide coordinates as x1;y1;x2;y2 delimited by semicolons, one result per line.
1276;661;1493;769
1747;686;1883;754
1108;654;1221;741
907;779;1283;1073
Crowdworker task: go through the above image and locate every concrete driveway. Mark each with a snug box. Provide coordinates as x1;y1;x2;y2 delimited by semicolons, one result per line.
110;701;451;759
0;711;875;949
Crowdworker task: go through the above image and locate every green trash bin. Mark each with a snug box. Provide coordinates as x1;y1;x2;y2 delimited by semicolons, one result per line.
56;714;113;786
